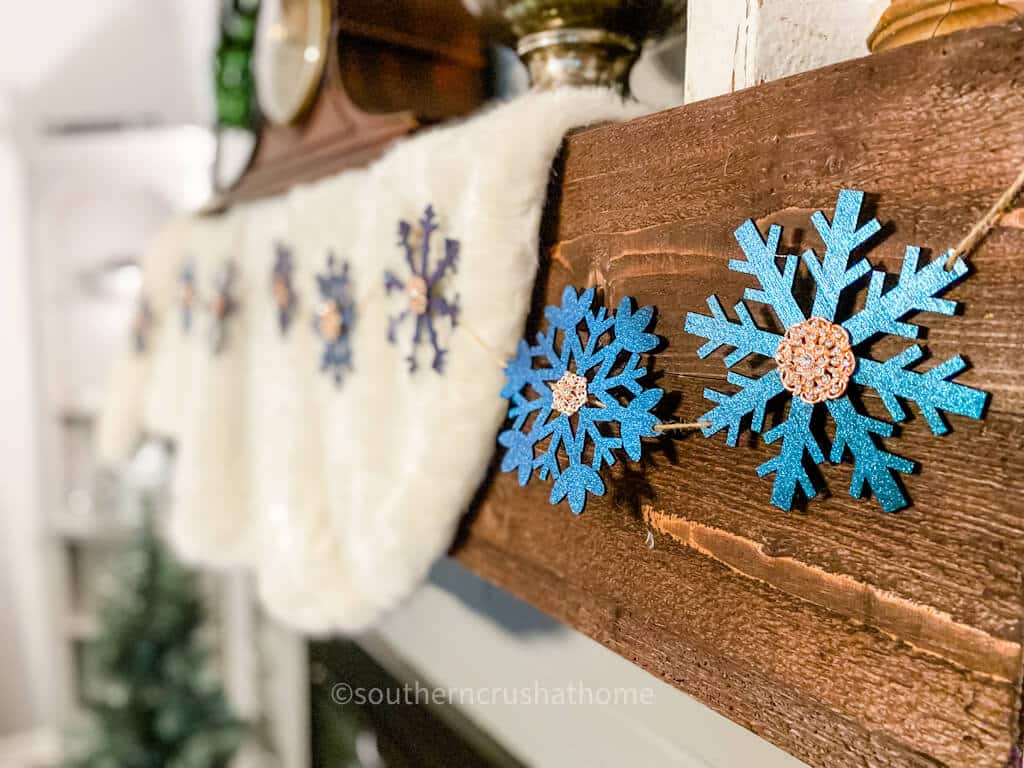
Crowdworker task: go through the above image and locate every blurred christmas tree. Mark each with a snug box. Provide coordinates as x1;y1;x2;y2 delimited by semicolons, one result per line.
65;500;246;768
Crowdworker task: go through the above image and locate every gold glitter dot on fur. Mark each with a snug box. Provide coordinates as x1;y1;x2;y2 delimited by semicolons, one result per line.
317;301;344;342
551;371;588;416
406;275;428;315
272;276;292;311
775;316;855;404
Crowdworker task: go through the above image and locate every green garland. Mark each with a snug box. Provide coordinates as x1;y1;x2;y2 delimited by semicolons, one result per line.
215;0;260;129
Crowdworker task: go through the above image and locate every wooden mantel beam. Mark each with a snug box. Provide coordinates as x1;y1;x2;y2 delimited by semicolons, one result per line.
455;21;1024;768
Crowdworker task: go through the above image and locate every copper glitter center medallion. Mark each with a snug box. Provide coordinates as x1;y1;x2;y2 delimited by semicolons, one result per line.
406;275;429;315
775;317;855;404
551;371;588;416
317;301;344;342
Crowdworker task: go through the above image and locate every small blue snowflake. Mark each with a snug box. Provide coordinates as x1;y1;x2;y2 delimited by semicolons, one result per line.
314;253;355;386
499;286;664;515
179;260;197;334
132;297;153;355
208;260;238;355
384;205;459;373
272;242;297;335
684;189;988;512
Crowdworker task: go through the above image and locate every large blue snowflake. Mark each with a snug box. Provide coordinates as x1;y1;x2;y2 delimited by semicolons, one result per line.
684;189;988;512
384;205;459;373
499;286;664;515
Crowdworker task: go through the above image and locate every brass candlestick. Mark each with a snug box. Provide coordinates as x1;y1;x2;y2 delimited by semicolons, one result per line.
465;0;685;93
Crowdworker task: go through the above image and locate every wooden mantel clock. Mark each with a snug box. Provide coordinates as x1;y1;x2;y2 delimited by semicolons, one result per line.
222;0;487;203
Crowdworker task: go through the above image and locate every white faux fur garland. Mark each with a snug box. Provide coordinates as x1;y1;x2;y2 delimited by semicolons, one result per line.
97;88;647;633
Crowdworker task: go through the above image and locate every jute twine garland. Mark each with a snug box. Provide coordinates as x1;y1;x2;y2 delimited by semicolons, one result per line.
944;163;1024;269
446;167;1024;438
459;318;708;433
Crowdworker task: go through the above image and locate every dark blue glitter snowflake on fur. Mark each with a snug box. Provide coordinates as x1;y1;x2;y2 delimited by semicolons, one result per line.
384;205;459;373
314;254;355;386
684;189;988;513
499;286;664;515
208;260;239;355
179;261;197;334
272;242;297;335
133;297;153;355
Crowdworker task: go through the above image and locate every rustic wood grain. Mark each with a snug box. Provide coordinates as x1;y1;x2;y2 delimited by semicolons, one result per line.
455;21;1024;768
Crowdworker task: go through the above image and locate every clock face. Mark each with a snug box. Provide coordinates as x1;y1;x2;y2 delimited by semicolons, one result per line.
254;0;330;125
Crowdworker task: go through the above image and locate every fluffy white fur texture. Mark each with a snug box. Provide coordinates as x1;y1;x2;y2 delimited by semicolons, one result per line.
255;88;647;633
166;210;258;567
97;88;646;633
95;216;191;464
254;170;378;631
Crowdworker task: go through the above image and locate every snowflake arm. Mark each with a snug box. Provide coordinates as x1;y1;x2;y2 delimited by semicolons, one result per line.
826;397;916;512
757;397;825;508
498;403;556;485
843;247;967;345
612;298;659;355
501;339;545;399
803;189;879;321
384;270;405;294
429;238;460;285
397;220;417;274
732;219;805;327
387;311;408;345
417;205;440;274
552;465;605;515
853;347;988;434
616;388;664;461
684;296;781;366
700;370;785;445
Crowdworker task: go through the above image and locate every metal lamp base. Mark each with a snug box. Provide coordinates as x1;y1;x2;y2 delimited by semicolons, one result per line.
517;28;638;93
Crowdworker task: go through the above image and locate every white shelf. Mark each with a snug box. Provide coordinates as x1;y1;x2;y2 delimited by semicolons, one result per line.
0;728;60;768
64;613;99;641
51;513;134;542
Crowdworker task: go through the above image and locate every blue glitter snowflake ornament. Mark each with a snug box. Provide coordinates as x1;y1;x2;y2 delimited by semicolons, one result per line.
384;205;459;373
499;286;664;514
684;189;988;513
314;253;355;386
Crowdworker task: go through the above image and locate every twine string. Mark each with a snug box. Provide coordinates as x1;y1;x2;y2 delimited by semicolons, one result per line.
654;421;711;432
451;161;1024;433
459;323;509;369
945;162;1024;269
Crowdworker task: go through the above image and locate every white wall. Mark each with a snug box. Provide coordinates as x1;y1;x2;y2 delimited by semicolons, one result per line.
0;95;52;733
684;0;889;103
0;0;220;126
0;0;220;736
